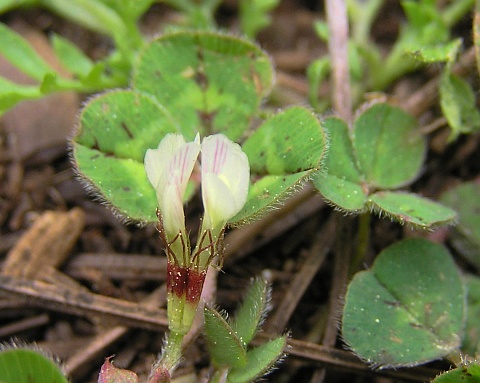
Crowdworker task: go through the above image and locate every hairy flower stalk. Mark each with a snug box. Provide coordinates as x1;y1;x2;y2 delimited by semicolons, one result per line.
145;133;249;336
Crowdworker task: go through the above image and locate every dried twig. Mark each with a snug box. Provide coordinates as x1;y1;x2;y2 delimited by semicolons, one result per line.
0;313;49;338
225;185;324;265
0;274;439;381
265;218;335;334
2;208;85;278
64;286;166;377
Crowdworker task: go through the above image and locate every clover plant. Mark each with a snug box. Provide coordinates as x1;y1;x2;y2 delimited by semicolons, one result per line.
70;30;327;382
312;103;457;228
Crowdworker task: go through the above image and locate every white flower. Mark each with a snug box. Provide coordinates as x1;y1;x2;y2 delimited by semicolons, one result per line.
144;133;200;238
201;134;250;230
144;133;249;239
145;133;250;334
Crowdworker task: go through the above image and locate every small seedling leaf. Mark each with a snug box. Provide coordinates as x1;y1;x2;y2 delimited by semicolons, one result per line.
0;348;68;383
227;336;287;383
401;1;449;45
51;33;94;77
431;362;480;383
231;277;270;346
406;39;461;63
342;238;465;367
239;0;280;38
0;0;33;13
100;0;155;20
441;182;480;268
0;77;41;113
306;57;330;111
313;117;366;212
204;306;247;369
368;191;457;229
133;30;273;141
0;23;56;82
72;89;180;222
353;103;425;189
440;72;480;142
41;0;125;38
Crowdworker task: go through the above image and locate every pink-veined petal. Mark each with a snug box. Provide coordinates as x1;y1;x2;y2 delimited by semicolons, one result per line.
144;133;187;189
144;133;200;236
201;173;238;229
161;183;188;237
201;134;249;229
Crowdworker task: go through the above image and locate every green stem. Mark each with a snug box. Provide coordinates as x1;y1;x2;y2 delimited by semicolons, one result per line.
41;0;125;38
442;0;475;27
348;0;384;46
371;39;418;90
163;331;184;371
163;0;219;28
149;331;185;383
351;212;371;275
41;73;127;96
209;369;229;383
111;17;145;66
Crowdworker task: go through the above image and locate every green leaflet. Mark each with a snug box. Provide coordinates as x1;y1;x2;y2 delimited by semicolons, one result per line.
353;103;425;189
0;348;68;383
440;72;480;141
231;277;270;346
227;336;286;383
431;363;480;383
204;277;285;382
73;90;179;222
342;238;466;367
313;117;366;212
51;33;95;77
368;191;457;228
441;182;480;268
204;306;248;369
133;31;273;141
0;22;55;81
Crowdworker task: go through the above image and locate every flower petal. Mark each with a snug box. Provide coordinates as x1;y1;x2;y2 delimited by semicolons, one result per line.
202;173;238;229
201;134;249;229
144;133;187;189
144;133;200;236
